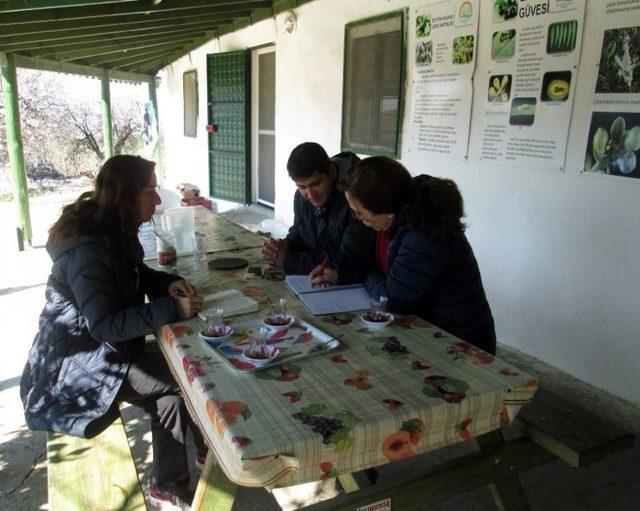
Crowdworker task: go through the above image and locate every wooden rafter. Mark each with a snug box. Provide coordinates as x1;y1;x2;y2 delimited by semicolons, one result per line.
0;1;316;74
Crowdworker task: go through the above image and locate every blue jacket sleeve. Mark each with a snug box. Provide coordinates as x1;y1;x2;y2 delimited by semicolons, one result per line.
364;230;448;314
66;247;180;343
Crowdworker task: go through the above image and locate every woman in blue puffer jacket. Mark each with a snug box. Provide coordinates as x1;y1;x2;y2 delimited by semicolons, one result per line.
21;155;205;509
311;156;496;354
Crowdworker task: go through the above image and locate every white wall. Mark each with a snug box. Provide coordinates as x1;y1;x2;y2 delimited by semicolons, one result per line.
158;0;640;404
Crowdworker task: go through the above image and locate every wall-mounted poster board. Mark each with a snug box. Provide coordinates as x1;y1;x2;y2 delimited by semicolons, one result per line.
407;0;479;160
477;0;586;171
582;1;640;181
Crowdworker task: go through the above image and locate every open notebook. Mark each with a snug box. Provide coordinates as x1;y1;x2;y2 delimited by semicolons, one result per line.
197;289;259;321
285;275;371;315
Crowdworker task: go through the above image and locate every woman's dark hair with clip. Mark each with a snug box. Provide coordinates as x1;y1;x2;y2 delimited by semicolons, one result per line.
339;156;466;239
49;155;156;257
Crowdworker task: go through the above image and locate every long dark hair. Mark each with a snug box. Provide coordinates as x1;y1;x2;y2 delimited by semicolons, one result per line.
340;156;466;239
49;155;155;256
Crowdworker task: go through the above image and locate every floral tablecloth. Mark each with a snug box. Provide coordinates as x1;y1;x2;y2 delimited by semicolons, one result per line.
155;212;538;488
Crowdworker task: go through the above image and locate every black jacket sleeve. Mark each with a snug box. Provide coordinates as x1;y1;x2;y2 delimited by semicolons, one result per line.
364;230;448;314
332;217;375;284
283;192;325;274
66;246;179;344
139;263;182;298
284;191;307;253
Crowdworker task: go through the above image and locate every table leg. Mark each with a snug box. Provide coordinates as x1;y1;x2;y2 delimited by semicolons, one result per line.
191;452;238;511
473;430;531;511
337;473;359;494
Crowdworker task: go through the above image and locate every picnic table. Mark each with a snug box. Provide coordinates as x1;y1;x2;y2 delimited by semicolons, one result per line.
147;207;539;510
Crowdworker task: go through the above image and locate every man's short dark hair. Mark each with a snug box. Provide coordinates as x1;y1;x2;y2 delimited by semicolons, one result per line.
287;142;330;180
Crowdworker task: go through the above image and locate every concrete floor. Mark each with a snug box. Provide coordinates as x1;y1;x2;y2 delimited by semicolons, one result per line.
0;200;638;510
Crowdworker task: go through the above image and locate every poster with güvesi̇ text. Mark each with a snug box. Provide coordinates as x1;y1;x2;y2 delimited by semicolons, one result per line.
407;0;479;160
477;0;586;171
582;0;640;181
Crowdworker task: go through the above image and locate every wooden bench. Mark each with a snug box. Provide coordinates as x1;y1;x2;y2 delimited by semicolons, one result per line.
301;387;635;511
47;415;147;511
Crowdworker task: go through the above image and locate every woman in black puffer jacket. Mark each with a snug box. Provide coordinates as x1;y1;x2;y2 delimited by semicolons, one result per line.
311;156;496;354
21;155;205;509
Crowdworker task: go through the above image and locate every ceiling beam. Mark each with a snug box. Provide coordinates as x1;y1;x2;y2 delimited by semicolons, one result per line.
140;35;214;73
53;33;206;61
1;23;220;52
0;15;231;47
80;41;191;67
13;53;154;83
0;0;270;24
0;1;137;13
0;2;264;36
113;52;179;71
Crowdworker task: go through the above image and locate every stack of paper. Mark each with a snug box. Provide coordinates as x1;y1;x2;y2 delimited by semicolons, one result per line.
285;275;371;315
198;289;259;320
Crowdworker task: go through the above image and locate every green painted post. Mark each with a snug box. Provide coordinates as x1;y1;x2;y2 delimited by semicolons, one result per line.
101;67;113;159
147;76;164;184
1;52;33;247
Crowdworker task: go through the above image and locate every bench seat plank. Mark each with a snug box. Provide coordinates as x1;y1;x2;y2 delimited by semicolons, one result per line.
514;388;635;467
47;416;146;511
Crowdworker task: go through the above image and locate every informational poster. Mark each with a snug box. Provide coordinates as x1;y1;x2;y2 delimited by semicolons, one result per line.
477;0;586;171
582;1;640;181
407;0;479;160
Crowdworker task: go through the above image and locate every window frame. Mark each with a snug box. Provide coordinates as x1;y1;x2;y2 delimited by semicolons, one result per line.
183;69;198;138
340;9;407;158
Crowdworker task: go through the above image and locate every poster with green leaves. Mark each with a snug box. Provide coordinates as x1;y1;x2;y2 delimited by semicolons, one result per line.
583;2;640;180
408;0;479;160
477;0;586;171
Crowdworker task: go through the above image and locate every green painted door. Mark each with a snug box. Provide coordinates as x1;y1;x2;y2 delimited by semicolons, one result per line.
207;50;250;203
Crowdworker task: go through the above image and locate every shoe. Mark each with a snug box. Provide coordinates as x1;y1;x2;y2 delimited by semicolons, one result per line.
148;486;192;511
195;450;208;471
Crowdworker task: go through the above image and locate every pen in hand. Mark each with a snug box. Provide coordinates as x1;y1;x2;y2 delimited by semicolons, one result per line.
310;255;329;286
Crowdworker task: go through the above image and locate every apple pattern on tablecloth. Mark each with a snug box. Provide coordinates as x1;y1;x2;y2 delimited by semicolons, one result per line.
282;391;303;403
382;399;403;410
182;355;209;384
344;369;373;390
455;418;473;440
206;398;252;436
322;313;356;326
447;340;495;365
381;419;425;462
320;461;339;479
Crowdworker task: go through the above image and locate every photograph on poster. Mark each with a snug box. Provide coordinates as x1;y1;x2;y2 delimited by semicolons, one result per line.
488;74;512;102
584;112;640;179
493;0;517;23
416;41;433;66
541;71;571;102
492;29;516;60
416;15;431;37
547;20;578;54
509;98;537;126
452;35;475;64
596;26;640;94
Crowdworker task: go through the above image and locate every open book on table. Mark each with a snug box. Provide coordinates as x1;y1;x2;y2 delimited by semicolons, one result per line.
197;289;259;321
285;275;371;315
